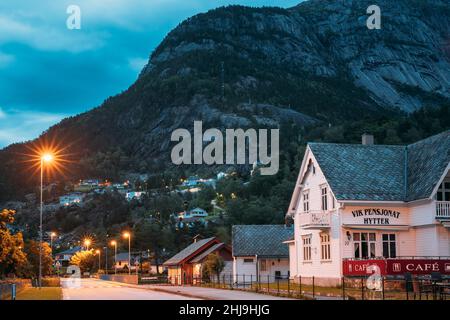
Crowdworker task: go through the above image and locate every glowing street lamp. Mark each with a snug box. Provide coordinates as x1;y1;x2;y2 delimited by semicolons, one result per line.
38;152;54;289
110;240;117;275
84;239;91;251
122;232;131;275
50;232;57;252
95;249;101;271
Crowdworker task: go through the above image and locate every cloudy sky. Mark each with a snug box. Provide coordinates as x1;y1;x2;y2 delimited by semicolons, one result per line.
0;0;301;149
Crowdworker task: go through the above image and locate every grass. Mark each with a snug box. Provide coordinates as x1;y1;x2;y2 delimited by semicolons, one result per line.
16;287;63;300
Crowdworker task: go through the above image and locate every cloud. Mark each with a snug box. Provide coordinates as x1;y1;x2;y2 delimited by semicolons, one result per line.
0;14;107;53
128;57;148;72
0;108;68;148
0;0;301;148
0;51;14;67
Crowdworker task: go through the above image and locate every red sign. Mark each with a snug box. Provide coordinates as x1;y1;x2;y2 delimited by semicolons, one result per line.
343;259;450;276
387;259;450;275
343;259;387;276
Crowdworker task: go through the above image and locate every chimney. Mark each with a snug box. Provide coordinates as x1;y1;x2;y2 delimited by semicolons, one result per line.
362;133;374;145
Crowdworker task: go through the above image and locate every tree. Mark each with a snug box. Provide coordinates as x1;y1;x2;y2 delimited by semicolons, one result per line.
0;209;27;278
21;240;53;278
70;250;95;273
203;253;225;283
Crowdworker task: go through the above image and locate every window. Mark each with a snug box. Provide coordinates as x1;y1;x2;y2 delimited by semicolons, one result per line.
243;258;254;263
321;187;328;211
382;234;397;258
302;235;312;261
303;191;309;212
260;259;267;271
353;233;376;259
320;233;331;260
437;182;450;201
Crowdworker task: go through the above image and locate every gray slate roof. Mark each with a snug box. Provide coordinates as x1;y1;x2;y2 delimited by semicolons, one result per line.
308;130;449;202
232;225;294;257
190;243;227;263
163;237;216;266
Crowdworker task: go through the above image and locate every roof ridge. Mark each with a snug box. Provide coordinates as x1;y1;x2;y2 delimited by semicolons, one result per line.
406;129;450;148
308;142;406;148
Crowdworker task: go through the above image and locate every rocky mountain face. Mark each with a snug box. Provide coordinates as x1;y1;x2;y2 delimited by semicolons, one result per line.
1;0;450;199
146;0;450;112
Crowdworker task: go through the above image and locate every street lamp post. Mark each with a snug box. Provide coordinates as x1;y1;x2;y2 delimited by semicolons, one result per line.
50;232;56;252
96;249;101;271
104;246;108;274
123;232;131;275
39;153;53;289
110;241;117;275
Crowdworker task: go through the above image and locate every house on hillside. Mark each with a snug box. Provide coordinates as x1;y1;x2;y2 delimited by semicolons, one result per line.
163;237;232;285
125;191;147;201
232;225;294;284
286;131;450;286
59;193;84;207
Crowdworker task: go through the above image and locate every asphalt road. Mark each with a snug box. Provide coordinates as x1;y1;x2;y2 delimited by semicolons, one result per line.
61;278;198;300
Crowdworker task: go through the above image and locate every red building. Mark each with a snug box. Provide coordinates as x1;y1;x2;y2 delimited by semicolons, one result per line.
163;237;232;284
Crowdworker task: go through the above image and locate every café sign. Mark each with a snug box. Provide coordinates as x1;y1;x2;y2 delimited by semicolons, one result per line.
343;259;450;276
351;208;402;225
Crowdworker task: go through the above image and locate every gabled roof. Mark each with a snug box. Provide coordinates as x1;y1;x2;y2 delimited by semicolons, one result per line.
308;143;406;201
163;237;217;266
190;243;230;263
406;131;450;201
307;130;450;202
232;225;294;258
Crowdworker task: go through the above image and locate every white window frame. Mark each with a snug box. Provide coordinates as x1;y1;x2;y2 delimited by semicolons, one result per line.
303;190;309;212
437;181;450;201
321;186;328;211
302;235;312;262
320;233;331;261
353;232;376;259
382;233;397;258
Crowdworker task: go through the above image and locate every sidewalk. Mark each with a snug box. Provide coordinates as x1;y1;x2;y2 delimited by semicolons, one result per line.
141;285;297;300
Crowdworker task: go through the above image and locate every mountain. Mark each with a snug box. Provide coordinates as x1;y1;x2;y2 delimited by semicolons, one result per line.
1;0;450;200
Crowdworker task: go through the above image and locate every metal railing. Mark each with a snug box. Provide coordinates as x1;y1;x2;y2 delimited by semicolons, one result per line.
155;273;449;300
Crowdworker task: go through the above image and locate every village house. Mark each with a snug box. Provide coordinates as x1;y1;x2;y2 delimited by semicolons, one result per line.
125;191;147;201
54;246;82;268
232;225;293;284
114;252;141;272
59;193;84;207
163;237;232;285
286;131;450;286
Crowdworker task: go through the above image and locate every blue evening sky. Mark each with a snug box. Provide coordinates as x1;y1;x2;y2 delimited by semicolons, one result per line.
0;0;301;148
